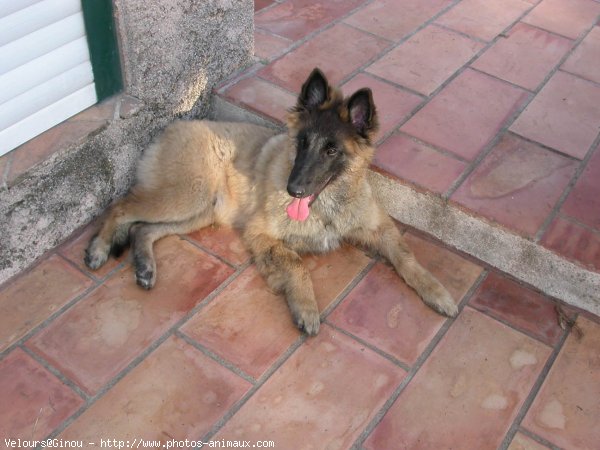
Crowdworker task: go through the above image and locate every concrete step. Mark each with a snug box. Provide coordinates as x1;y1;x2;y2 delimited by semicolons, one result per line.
0;0;255;287
210;93;600;317
0;95;159;285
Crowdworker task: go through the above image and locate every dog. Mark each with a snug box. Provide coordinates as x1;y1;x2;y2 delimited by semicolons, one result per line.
85;68;457;335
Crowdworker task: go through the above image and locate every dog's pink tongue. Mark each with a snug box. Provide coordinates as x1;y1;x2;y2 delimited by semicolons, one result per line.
286;195;313;221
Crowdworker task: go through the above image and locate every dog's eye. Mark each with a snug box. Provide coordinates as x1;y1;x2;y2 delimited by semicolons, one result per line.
325;142;337;156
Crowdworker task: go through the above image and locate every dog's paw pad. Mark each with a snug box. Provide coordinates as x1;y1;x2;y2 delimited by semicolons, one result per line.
135;266;155;290
294;308;321;336
436;302;458;318
84;250;108;270
431;290;458;318
84;236;110;270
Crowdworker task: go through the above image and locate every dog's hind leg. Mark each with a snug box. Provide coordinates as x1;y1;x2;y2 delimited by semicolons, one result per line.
244;233;320;335
85;188;211;271
85;196;138;271
130;213;214;289
346;214;458;318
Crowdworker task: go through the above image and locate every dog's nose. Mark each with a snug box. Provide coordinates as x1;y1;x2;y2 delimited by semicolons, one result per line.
287;183;305;198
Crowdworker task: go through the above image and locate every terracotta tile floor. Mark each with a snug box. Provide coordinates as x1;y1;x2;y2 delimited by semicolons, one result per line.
1;220;599;448
220;0;600;272
2;0;600;447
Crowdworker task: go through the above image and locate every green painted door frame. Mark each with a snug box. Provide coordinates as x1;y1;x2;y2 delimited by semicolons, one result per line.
81;0;123;101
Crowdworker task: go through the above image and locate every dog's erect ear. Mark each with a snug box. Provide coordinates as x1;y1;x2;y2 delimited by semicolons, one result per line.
347;88;377;138
297;68;330;110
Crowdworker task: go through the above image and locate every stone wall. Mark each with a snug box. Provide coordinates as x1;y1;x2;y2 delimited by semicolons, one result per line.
114;0;253;117
0;0;254;283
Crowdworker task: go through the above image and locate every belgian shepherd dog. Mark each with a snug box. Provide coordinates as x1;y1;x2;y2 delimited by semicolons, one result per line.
85;68;457;335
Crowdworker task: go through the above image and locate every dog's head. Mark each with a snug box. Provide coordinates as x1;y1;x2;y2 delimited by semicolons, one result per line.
285;68;379;221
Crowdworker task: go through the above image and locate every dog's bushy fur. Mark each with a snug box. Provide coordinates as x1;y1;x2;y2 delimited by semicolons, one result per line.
85;69;457;334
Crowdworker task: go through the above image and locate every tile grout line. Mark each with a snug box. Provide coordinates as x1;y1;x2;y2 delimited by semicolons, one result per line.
497;315;576;450
179;234;243;270
441;89;532;201
320;257;377;319
0;250;62;292
504;129;583;162
39;338;166;442
255;25;397;91
401;222;567;300
517;426;562;450
391;129;470;163
519;20;584;42
438;52;556;198
352;268;490;448
215;61;267;94
55;251;102;281
174;330;257;385
404;221;600;323
559;66;600;89
235;0;598;247
505;17;600;243
55;252;97;283
253;0;382;86
253;0;463;95
368;3;537;130
442;13;600;201
218;93;286;129
376;6;597;206
229;1;489;155
348;7;550;198
491;18;600;238
235;0;466;137
52;220;132;284
534;130;600;243
41;260;251;441
253;26;293;46
199;335;308;443
471;305;560;349
418;10;594;197
359;70;428;99
55;251;124;285
0;280;100;361
468;65;536;93
91;260;128;284
324;320;412;372
254;43;292;67
336;0;465;89
197;249;379;442
339;21;396;44
20;346;90;402
252;0;284;16
432;21;489;44
556;211;600;237
254;0;379;45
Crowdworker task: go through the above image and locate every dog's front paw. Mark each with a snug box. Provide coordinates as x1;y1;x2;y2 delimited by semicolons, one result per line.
84;236;109;270
427;286;458;318
292;305;321;336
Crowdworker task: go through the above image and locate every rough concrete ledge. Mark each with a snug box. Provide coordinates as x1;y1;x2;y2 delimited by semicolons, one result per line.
0;106;165;283
369;172;600;317
211;96;600;317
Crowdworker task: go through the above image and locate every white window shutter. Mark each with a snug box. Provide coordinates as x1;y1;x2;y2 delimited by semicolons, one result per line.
0;0;97;156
